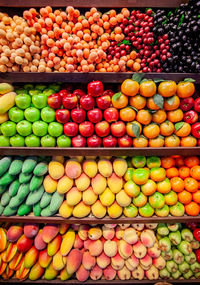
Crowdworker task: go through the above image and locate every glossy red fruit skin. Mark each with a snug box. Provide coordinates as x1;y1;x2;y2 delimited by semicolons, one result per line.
87;109;103;123
186;222;198;231
47;94;62;109
195;249;200;263
95;121;110;137
180;97;194;112
194;98;200;113
96;95;111;110
103;89;115;97
59;89;70;98
193;229;200;242
55;109;70;124
184;110;198;124
80;95;95;110
71;108;86;123
87;135;101;147
62;94;78;110
110;121;126;137
192;123;200;138
72;135;86;147
64;122;78;137
73;89;86;98
79;121;94;137
103;135;117;147
87;81;104;97
118;135;132;147
104;107;119;123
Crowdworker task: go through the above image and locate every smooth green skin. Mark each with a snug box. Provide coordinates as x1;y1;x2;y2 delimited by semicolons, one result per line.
149;192;165;209
25;135;40;147
24;84;34;90
48;83;61;92
123;203;138;218
57;135;71;147
139;202;154;217
24;107;40;122
8;107;24;123
41;107;55;123
43;89;55;96
132;192;147;207
32;94;47;109
48;122;63;137
155;204;169;217
10;135;25;147
131;156;146;168
32;121;48;137
41;135;56;147
15;94;31;109
124;180;140;198
16;120;32;137
133;168;149;184
0;136;10;146
16;89;28;95
124;168;134;181
164;191;178;205
35;84;47;91
0;126;2;135
147;156;161;168
1;121;16;137
29;90;40;96
170;202;185;217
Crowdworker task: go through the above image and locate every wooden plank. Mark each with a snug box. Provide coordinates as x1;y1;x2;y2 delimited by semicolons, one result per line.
0;0;189;8
0;72;199;84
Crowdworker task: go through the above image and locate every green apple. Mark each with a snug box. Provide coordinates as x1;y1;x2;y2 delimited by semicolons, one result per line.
32;121;48;137
10;135;25;147
24;107;40;122
32;94;47;109
8;107;24;123
48;122;63;137
25;135;40;147
0;136;10;146
41;135;56;147
57;135;71;147
16;89;28;95
48;83;61;92
0;126;2;135
41;107;55;123
35;84;47;91
43;89;55;96
29;90;40;96
15;94;31;109
16;120;32;137
1;121;16;137
24;84;34;90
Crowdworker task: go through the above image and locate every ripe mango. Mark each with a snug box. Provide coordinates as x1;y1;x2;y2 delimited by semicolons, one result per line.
0;92;16;114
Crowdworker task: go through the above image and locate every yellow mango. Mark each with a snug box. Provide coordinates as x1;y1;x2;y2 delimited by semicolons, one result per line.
0;92;16;114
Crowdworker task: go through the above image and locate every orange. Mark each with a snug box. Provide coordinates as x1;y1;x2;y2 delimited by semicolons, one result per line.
126;121;142;137
149;136;164;147
141;179;157;196
190;165;200;180
170;177;184;193
167;109;183;123
119;107;136;122
163;95;180;111
185;201;200;216
161;157;175;169
160;121;175;136
152;110;167;124
164;135;180;147
133;136;148;147
179;166;190;179
147;97;160;110
184;177;198;193
150;167;166;182
121;79;139;96
143;124;160;139
157;178;171;194
184;156;200;168
139;80;156;97
129;95;146;110
193;190;200;203
178;190;192;204
136;110;152;125
158;81;177;97
112;93;128;109
166;167;179;178
175;156;185;168
181;136;197;147
174;122;191;137
177;82;195;98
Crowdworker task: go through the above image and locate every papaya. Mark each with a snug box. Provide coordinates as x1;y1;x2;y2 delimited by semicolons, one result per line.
33;162;48;176
0;157;12;176
26;185;44;206
40;192;52;208
19;172;32;184
22;157;37;174
33;201;42;216
9;180;20;197
8;159;23;175
17;203;32;216
50;192;64;213
3;205;17;216
0;172;15;186
0;92;16;114
29;176;43;192
1;192;10;206
0;83;13;95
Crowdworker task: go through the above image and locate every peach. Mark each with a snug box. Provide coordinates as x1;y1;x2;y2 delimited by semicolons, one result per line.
47;234;62;256
82;186;98;205
140;229;155;248
44;262;59;280
74;234;84;249
107;173;123;194
107;201;123;218
59;224;69;235
89;240;103;257
92;174;107;195
76;264;90;282
153;256;166;270
57;175;73;194
24;246;39;269
7;225;23;243
90;265;102;280
60;268;72;281
88;227;102;240
113;158;128;177
29;262;44;281
66;249;82;275
9;252;23;270
117;266;131;280
118;240;133;259
75;173;90;191
133;241;147;259
48;161;64;180
78;225;90;241
111;253;124;270
24;224;39;239
83;159;98;178
91;200;107;218
126;255;139;270
97;252;110;269
100;187;115;206
132;224;145;231
98;159;113;177
43;175;57;193
145;265;159;280
73;201;90;218
65;159;82;179
116;190;131;207
39;249;52;268
66;187;82;206
17;234;33;253
82;250;96;270
123;228;138;245
42;224;59;243
132;265;145;280
104;265;116;280
140;254;152;270
116;226;124;239
59;201;73;218
102;226;115;240
34;230;47;251
84;239;93;251
52;156;65;164
60;229;75;256
104;240;117;257
52;250;65;271
147;243;161;258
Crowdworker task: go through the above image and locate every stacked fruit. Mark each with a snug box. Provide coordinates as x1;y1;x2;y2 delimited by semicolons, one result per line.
157;223;200;279
0;156;48;216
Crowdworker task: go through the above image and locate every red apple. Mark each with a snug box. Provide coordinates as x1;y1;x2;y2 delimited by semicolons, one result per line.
55;109;70;124
79;121;94;137
64;122;78;137
103;89;115;97
47;93;62;109
194;98;200;113
73;89;86;98
62;94;78;110
87;135;101;147
184;110;198;124
59;89;70;98
95;121;110;137
87;81;104;97
80;95;95;110
71;108;86;123
72;135;86;147
104;107;119;123
87;108;103;123
111;121;126;137
180;97;194;111
96;95;111;110
118;135;132;147
103;135;117;147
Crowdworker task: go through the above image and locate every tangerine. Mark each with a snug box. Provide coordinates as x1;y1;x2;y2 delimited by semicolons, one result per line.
177;81;195;98
170;177;185;193
121;79;139;96
140;80;157;97
184;177;198;193
158;81;177;97
178;190;192;204
185;201;200;216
